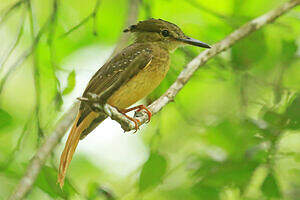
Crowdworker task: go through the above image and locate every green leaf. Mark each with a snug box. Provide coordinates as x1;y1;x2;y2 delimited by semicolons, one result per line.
203;120;259;158
87;182;116;200
294;153;300;163
194;158;258;190
281;40;297;63
0;109;12;130
139;151;167;192
192;183;219;200
87;182;100;200
263;111;287;129
35;166;77;198
54;92;63;110
261;173;281;198
231;30;266;71
285;95;300;130
62;70;76;95
288;168;300;177
164;187;199;200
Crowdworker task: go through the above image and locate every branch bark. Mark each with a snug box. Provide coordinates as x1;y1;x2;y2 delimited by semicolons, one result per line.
8;0;140;199
8;0;300;199
93;0;300;131
8;103;79;200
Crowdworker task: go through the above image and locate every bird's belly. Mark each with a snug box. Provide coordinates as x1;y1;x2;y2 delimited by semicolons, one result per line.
107;62;169;109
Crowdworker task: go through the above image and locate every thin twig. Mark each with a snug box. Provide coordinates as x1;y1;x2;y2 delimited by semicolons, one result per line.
183;0;237;27
92;0;101;36
47;0;62;110
0;0;25;26
27;0;44;142
60;0;101;38
0;115;32;170
8;0;300;199
0;17;50;95
8;103;79;200
0;7;25;73
60;15;91;38
184;0;228;20
0;45;33;94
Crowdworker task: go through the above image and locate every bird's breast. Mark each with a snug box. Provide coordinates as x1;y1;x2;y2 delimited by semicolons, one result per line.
107;54;170;109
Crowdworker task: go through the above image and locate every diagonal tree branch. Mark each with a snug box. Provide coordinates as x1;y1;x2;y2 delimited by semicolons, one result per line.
8;0;141;199
8;0;300;199
94;0;300;131
8;103;79;200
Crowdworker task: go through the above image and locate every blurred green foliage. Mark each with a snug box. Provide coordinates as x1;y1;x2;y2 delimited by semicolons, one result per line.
62;70;76;95
0;0;299;199
139;151;167;192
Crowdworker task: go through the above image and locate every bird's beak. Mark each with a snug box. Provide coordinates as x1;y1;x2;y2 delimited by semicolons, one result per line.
177;36;211;48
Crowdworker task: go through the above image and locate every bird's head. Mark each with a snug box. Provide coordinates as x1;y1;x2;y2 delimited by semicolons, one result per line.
124;18;210;51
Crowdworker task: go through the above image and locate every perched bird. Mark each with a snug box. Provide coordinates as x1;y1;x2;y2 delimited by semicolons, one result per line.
58;18;210;187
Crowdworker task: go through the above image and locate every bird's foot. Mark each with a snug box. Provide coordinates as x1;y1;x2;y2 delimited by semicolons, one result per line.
119;113;140;133
122;105;152;122
118;105;152;132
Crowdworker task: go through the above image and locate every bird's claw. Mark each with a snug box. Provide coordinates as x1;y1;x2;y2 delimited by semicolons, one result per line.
118;105;151;132
123;105;152;123
119;112;140;133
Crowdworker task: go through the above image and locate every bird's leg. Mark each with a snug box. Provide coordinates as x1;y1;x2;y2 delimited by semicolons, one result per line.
116;108;141;133
116;105;151;132
121;105;152;122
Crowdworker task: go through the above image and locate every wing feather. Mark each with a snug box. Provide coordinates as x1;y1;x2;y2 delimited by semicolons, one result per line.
78;43;153;126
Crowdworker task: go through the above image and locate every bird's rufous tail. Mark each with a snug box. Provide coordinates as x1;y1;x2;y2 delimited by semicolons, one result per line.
58;111;98;188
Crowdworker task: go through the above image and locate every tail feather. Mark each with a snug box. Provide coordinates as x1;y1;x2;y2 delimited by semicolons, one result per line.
58;111;98;188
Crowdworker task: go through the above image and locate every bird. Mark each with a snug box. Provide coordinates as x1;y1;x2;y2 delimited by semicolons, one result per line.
58;18;210;187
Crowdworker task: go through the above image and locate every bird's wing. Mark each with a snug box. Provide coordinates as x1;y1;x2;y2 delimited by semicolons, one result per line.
83;43;153;99
58;45;153;187
77;43;153;125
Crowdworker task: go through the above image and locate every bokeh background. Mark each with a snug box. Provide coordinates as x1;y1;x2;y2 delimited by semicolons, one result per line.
0;0;299;199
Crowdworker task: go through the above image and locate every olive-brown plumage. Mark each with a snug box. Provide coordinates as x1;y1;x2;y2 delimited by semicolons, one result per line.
58;18;210;187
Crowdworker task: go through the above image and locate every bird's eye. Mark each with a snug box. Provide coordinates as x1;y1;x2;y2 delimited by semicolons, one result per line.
161;30;169;37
